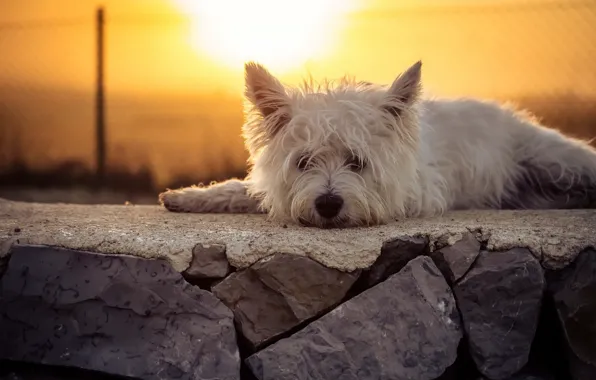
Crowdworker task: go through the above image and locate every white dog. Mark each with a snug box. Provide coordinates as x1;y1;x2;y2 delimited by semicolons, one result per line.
159;61;596;228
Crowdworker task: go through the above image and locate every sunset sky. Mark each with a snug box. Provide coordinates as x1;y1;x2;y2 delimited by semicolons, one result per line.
1;0;595;187
1;0;595;96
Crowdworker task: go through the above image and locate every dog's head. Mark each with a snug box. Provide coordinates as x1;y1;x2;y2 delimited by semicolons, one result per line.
242;61;423;228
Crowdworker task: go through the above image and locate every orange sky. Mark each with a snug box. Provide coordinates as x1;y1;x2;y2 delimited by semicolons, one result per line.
1;0;595;97
1;0;595;187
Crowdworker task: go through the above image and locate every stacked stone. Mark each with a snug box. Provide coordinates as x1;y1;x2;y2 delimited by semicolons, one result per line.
1;235;594;380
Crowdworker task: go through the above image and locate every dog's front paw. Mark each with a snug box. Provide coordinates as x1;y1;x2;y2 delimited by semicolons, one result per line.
158;181;261;214
159;189;196;213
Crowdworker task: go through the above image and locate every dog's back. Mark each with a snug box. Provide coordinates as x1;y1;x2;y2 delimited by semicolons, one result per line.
416;97;596;213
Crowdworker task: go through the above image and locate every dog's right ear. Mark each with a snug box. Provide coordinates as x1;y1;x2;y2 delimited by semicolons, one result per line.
244;62;291;139
383;61;422;118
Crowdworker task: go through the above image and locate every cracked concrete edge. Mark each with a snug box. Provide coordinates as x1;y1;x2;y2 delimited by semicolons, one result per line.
0;229;585;274
1;199;595;272
429;228;593;270
2;226;587;274
0;234;195;273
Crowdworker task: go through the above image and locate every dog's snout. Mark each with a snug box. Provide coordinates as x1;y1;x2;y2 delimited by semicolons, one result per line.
314;194;344;219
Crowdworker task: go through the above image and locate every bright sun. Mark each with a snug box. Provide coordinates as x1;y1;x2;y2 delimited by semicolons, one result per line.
173;0;357;72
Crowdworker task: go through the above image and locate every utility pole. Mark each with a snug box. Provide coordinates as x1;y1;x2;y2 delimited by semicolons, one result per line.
95;6;106;184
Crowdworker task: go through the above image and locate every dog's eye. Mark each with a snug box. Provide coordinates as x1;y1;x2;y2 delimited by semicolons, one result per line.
297;155;311;171
346;155;366;171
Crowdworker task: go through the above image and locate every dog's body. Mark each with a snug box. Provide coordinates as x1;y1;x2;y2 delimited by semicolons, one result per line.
160;61;596;228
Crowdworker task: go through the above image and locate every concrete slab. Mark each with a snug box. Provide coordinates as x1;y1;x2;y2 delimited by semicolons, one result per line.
1;198;595;272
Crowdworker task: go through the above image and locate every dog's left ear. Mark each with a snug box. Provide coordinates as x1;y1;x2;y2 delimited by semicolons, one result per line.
383;61;422;117
244;62;291;138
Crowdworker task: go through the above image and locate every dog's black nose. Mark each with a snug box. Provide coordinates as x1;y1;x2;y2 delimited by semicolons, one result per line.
314;194;344;219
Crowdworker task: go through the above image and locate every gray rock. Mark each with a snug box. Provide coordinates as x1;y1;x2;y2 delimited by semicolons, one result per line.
0;361;118;379
246;256;462;380
454;248;545;380
547;249;596;380
0;256;7;278
182;243;231;283
212;253;359;350
358;235;428;288
475;367;556;380
0;245;240;380
567;353;596;380
477;376;552;380
430;232;480;284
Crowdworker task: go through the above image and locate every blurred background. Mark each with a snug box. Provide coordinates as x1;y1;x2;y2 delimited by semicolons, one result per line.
1;0;595;205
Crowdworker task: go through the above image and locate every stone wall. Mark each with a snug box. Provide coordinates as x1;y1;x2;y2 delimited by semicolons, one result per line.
1;200;595;379
1;236;595;380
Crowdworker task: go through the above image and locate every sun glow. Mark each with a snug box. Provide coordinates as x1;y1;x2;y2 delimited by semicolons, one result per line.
173;0;357;72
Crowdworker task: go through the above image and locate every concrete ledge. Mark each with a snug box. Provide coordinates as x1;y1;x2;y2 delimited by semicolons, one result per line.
1;198;595;272
2;197;596;379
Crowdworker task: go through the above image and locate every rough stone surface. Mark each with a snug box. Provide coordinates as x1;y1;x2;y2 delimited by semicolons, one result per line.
212;253;359;350
1;199;595;272
547;249;596;380
454;248;545;380
246;256;462;380
0;256;7;278
567;354;596;380
0;245;240;380
430;232;481;284
182;243;231;282
0;361;121;379
357;235;428;288
477;375;554;380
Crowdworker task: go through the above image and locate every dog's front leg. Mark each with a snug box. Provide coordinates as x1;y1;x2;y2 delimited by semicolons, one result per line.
158;179;264;214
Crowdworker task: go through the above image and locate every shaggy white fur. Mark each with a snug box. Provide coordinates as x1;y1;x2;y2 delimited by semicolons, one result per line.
159;61;596;228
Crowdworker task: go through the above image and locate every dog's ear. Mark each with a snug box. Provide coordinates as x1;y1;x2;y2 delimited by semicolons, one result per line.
383;61;422;117
244;62;291;137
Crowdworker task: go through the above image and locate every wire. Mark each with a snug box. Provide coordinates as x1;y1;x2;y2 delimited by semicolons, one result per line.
0;0;593;30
